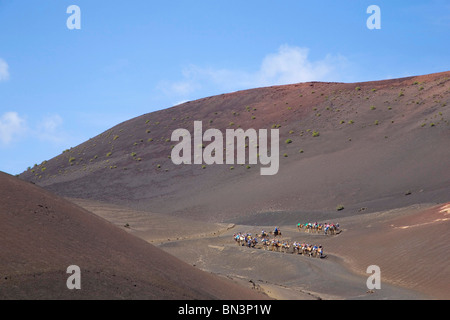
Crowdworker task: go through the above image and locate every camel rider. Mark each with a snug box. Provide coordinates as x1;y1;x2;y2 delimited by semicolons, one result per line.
274;227;280;236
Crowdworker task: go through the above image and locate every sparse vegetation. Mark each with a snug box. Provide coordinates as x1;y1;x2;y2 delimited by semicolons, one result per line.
336;205;345;211
312;131;320;137
285;139;293;144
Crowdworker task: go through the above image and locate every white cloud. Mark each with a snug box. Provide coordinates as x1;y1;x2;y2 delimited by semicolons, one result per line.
159;45;349;101
0;112;27;145
256;45;342;86
36;114;65;143
0;58;10;81
0;112;69;147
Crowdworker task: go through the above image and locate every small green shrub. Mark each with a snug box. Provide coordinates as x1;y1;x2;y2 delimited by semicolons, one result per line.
285;139;293;144
312;131;320;137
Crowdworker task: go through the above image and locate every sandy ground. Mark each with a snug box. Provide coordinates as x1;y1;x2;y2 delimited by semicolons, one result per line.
74;198;449;299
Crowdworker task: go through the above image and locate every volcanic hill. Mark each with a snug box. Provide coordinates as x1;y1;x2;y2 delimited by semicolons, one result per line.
0;171;269;299
19;71;450;223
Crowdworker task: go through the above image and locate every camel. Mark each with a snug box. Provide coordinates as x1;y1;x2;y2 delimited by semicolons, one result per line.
270;240;281;252
261;238;270;250
270;228;282;237
281;241;291;253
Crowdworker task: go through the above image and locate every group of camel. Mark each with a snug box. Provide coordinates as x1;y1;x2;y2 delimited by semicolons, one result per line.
297;222;340;235
233;228;325;258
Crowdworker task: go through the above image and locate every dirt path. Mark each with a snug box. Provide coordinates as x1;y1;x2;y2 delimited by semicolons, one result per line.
73;198;443;299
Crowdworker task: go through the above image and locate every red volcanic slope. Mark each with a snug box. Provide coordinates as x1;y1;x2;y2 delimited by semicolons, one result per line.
323;203;450;299
0;172;268;299
19;71;450;222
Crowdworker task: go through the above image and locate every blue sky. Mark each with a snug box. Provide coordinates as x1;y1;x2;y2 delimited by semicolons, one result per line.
0;0;449;175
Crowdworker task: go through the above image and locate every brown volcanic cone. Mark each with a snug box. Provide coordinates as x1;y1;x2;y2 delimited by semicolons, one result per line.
0;172;268;299
19;71;450;222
